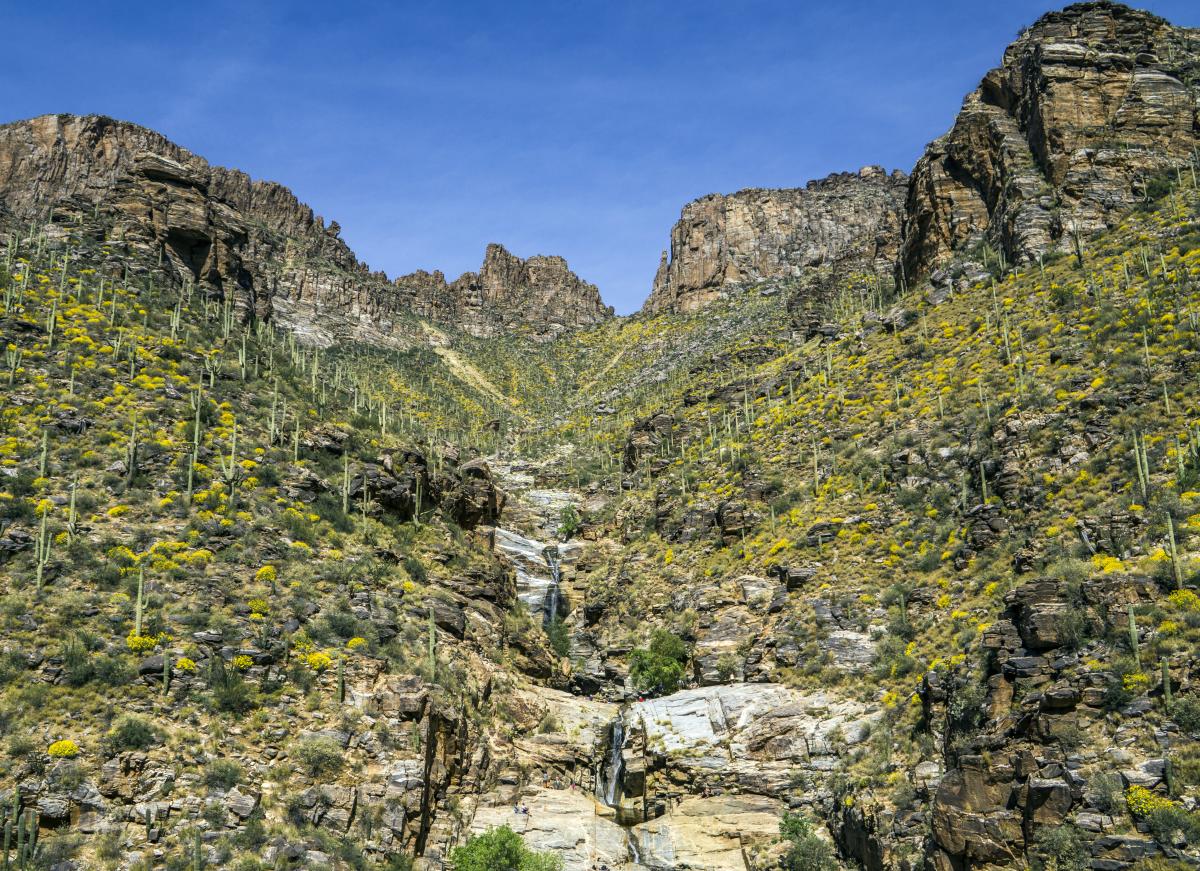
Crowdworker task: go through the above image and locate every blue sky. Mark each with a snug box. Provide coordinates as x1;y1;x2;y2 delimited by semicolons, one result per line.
6;1;1198;313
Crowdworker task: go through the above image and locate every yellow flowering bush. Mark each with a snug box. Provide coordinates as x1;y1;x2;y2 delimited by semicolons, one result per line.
48;739;80;758
346;637;366;650
1122;672;1151;693
254;565;277;584
175;657;197;672
232;655;253;671
305;651;333;672
1167;589;1200;613
1126;785;1174;818
247;598;270;616
125;633;157;654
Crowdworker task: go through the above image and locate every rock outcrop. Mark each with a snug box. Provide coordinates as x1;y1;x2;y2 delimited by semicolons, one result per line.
643;166;908;314
394;243;612;340
0;114;611;343
900;1;1200;281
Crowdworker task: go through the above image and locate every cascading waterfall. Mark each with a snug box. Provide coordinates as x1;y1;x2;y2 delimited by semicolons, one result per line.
542;545;561;629
601;716;625;808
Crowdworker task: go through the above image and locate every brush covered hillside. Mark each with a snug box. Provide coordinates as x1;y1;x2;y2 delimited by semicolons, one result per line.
1;2;1200;871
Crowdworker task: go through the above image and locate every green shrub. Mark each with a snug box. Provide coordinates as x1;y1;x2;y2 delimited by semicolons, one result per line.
1170;696;1200;733
450;826;563;871
557;505;580;540
1087;771;1126;816
1031;824;1089;871
106;716;160;752
629;629;689;695
779;813;836;871
294;736;343;777
204;759;244;790
1146;804;1200;845
545;616;570;658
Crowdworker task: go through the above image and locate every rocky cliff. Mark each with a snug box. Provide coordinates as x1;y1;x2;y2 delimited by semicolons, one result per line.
0;114;611;344
395;244;612;340
900;1;1200;281
644;167;908;314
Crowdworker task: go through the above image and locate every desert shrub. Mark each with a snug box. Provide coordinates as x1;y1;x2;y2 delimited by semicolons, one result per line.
1169;696;1200;733
210;658;258;714
1087;771;1126;816
93;654;133;687
294;736;343;777
403;556;427;584
1031;824;1089;871
1145;804;1200;845
204;759;243;790
106;716;160;752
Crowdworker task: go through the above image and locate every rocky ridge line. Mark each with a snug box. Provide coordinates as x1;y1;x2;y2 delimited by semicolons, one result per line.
0;113;611;344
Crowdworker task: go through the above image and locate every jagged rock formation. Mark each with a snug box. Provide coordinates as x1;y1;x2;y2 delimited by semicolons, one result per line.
900;1;1200;281
0;114;611;344
394;243;612;340
644;166;908;314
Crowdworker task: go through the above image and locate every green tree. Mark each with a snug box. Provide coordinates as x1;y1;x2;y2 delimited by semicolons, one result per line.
629;628;689;695
557;504;580;540
450;826;563;871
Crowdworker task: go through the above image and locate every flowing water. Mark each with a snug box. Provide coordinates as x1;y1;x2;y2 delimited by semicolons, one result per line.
600;716;625;808
494;527;561;624
543;546;561;628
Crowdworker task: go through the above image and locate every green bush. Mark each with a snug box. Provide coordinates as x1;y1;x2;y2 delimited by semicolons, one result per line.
1170;696;1200;733
557;505;580;540
1031;824;1089;871
779;813;836;871
205;759;244;790
450;826;563;871
106;716;160;752
629;629;689;695
1146;804;1200;845
294;736;343;777
546;616;570;658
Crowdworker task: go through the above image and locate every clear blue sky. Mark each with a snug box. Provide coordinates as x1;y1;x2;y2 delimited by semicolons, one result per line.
5;1;1198;313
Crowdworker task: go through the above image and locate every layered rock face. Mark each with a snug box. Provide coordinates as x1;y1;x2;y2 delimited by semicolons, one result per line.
0;114;611;343
900;1;1200;281
643;166;908;314
395;243;612;340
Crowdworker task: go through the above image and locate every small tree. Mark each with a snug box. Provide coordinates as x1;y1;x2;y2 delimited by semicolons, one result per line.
629;629;689;695
451;826;563;871
557;505;580;540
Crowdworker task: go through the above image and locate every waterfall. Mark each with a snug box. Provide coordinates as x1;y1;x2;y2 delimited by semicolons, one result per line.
542;545;561;629
626;828;643;866
601;716;625;807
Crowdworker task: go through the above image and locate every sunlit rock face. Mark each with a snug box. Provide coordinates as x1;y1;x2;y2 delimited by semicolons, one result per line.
0;114;611;344
644;166;908;314
900;1;1200;281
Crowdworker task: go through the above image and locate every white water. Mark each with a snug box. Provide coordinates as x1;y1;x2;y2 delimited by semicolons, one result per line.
494;527;561;624
626;827;643;866
544;546;561;627
602;717;625;807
